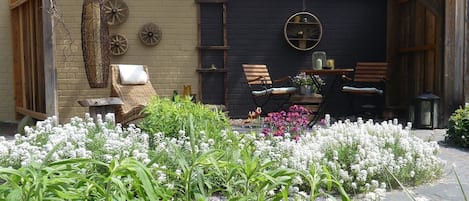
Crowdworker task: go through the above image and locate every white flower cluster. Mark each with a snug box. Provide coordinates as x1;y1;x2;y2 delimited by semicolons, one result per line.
0;114;150;168
252;118;445;199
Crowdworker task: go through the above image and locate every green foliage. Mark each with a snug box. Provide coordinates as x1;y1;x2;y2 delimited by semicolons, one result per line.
0;157;172;201
298;165;351;201
139;96;229;139
446;105;469;147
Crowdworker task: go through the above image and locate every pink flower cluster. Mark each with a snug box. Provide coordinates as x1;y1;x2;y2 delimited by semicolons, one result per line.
262;105;311;138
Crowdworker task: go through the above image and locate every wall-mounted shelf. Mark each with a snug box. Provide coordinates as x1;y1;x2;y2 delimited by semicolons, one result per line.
196;68;228;73
197;46;230;50
284;11;323;51
196;0;228;105
195;0;226;3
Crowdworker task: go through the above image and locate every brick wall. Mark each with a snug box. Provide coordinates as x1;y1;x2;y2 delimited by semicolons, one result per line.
0;4;15;122
55;0;198;122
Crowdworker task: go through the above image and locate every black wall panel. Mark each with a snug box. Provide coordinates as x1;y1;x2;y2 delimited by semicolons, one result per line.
201;0;387;118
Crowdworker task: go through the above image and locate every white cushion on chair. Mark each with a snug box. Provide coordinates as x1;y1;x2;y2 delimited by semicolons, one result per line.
251;88;274;96
118;64;149;85
272;87;297;94
251;87;297;96
342;86;383;94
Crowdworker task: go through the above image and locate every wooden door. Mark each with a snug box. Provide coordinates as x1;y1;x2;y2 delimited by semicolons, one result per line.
387;0;444;120
9;0;47;120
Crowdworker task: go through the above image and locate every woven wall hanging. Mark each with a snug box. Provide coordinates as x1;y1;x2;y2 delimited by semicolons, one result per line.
81;0;111;88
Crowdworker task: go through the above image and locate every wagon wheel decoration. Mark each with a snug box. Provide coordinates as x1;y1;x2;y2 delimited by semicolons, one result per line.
139;23;162;46
110;34;128;55
103;0;129;26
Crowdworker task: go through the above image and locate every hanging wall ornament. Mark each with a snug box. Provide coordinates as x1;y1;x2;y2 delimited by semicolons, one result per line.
110;34;128;55
81;0;111;88
103;0;129;26
138;23;162;46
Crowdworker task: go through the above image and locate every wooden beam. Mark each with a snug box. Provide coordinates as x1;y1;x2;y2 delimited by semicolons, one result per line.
443;0;465;127
16;107;48;120
398;44;435;53
9;0;28;10
417;0;442;16
424;10;436;92
42;0;58;118
465;0;469;103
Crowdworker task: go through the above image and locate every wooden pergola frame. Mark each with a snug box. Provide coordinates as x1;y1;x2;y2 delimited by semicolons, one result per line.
9;0;56;120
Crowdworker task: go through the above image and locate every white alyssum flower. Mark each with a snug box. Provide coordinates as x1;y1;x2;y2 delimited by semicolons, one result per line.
250;119;445;200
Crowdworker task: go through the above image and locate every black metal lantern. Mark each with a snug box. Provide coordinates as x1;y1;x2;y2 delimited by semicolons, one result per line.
414;92;440;129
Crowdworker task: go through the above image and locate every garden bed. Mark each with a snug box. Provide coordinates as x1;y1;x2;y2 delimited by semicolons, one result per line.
0;99;445;200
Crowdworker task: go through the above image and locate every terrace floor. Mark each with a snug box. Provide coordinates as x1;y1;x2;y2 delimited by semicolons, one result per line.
1;121;468;200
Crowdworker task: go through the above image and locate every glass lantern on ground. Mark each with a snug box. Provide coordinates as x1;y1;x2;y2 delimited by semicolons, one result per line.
414;92;440;129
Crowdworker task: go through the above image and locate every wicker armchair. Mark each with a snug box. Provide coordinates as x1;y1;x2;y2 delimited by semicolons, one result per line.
111;64;157;125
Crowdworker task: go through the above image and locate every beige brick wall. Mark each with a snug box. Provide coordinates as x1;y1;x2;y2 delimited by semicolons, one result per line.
55;0;198;122
0;4;16;122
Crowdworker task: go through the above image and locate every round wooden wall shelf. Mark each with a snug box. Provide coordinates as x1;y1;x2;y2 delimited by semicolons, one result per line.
284;12;323;51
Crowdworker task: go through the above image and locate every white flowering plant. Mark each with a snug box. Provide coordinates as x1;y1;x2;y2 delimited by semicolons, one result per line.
0;110;445;200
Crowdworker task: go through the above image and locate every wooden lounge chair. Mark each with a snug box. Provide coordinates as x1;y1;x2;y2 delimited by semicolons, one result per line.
242;64;297;111
111;64;157;124
341;62;388;118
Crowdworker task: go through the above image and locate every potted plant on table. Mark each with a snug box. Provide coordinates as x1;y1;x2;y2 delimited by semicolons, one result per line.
292;72;323;95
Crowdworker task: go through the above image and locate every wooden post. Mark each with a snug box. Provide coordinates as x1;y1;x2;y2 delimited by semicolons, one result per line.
443;0;466;126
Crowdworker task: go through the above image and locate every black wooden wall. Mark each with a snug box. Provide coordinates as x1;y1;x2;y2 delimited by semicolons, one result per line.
201;0;387;118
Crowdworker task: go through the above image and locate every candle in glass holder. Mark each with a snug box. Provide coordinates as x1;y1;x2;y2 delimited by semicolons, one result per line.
183;85;191;97
315;59;323;70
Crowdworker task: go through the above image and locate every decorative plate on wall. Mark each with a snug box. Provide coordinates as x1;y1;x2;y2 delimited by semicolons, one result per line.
103;0;129;26
110;34;128;55
139;23;162;46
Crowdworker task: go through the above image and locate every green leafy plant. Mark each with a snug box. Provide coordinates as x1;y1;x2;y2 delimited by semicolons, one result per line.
0;157;172;201
298;165;351;201
139;96;229;139
446;104;469;147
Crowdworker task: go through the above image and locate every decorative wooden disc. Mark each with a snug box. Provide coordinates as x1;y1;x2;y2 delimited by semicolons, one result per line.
110;34;128;55
139;23;162;46
103;0;129;26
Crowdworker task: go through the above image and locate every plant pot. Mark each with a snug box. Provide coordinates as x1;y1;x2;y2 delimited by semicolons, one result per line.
299;85;312;95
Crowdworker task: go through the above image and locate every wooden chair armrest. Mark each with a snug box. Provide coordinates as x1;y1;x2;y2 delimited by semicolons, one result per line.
273;76;291;83
247;76;266;83
341;74;352;81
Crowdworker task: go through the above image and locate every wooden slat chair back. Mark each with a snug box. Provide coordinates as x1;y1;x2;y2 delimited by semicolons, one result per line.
342;62;388;95
111;64;157;124
242;64;297;110
352;62;388;83
342;62;388;118
243;64;273;85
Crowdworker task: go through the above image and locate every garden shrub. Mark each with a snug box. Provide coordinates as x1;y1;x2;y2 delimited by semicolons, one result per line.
139;96;229;139
446;104;469;148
